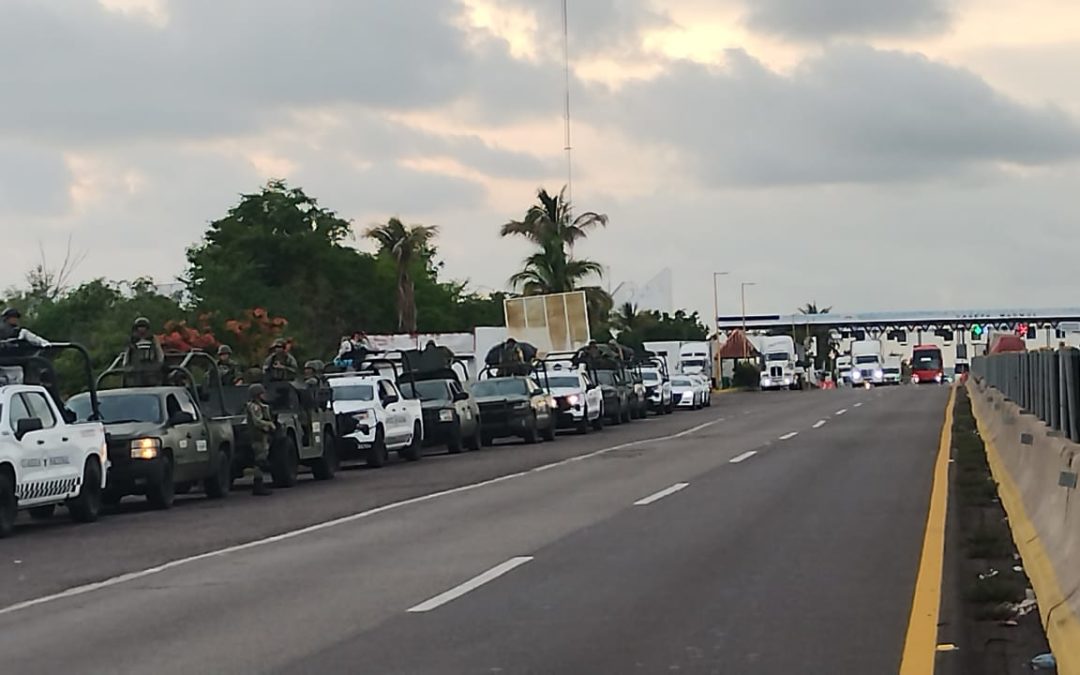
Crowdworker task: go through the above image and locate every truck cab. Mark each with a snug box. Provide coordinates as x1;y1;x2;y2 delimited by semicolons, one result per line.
850;340;885;387
538;357;604;434
677;342;712;385
0;342;109;537
329;370;423;468
759;336;802;391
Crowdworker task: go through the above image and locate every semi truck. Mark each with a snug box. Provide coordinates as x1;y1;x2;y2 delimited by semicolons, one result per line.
759;336;802;390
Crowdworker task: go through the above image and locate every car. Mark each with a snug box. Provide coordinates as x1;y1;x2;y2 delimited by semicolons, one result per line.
671;375;701;409
0;342;109;537
592;367;633;424
689;373;711;407
639;360;673;415
329;372;424;468
540;362;604;434
71;351;238;508
472;372;556;445
399;377;481;454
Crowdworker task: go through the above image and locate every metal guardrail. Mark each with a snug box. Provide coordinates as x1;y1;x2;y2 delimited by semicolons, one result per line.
972;350;1080;443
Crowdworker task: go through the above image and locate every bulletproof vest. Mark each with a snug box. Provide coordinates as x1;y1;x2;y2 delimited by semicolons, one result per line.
132;338;157;363
0;324;18;341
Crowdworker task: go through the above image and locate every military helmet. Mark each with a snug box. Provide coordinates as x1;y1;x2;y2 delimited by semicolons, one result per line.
248;383;266;398
217;344;233;356
271;338;287;349
2;307;20;320
133;316;151;329
303;359;323;371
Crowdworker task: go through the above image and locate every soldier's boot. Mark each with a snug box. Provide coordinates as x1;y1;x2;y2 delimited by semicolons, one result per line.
252;475;272;497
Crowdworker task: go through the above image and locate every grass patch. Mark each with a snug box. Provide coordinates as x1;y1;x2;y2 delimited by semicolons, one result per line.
965;574;1027;604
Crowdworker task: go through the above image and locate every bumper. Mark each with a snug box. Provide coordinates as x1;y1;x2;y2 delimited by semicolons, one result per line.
106;457;167;494
478;411;533;437
422;419;458;445
760;376;794;389
674;393;696;407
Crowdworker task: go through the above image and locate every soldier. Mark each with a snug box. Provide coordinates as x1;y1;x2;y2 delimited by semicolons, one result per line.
121;316;165;386
263;338;298;382
245;384;275;496
216;344;242;385
303;360;321;390
0;308;51;347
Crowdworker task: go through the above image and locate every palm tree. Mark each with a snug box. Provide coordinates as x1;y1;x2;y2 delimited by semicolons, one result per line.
611;302;648;334
501;187;608;294
798;302;833;370
364;218;438;333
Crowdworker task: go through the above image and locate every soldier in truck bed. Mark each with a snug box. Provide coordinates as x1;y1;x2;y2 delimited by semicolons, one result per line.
263;339;298;382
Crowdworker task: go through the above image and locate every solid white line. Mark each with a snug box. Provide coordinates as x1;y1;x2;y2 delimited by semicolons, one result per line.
812;420;827;429
854;402;864;408
835;409;848;416
633;482;690;506
0;415;726;619
407;557;534;613
779;432;799;440
729;451;757;464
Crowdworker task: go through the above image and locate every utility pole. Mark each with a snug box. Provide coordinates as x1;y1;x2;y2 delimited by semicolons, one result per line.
561;0;573;205
741;282;756;359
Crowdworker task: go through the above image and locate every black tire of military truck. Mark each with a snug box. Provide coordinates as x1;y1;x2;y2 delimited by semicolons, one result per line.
68;460;103;523
522;413;539;444
402;423;423;462
447;421;464;454
29;504;56;520
576;411;590;435
146;456;176;510
203;447;233;498
0;473;15;538
367;426;389;468
271;437;300;488
591;407;605;431
311;432;338;481
542;416;557;442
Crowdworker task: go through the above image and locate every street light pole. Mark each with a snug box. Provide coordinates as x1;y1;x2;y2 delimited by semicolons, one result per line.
741;282;756;359
712;272;730;340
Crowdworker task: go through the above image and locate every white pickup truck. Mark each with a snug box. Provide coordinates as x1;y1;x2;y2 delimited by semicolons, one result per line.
0;383;109;537
328;373;424;468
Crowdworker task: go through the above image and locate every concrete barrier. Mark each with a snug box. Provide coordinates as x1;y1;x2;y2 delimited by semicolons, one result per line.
968;378;1080;674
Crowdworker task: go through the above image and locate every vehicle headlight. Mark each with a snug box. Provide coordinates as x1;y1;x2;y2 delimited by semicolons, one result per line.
566;394;579;406
130;437;161;460
783;376;792;385
352;410;373;422
935;373;943;383
438;409;454;422
874;369;884;380
851;370;862;380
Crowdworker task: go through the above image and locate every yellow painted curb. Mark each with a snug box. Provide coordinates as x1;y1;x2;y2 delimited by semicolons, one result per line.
970;388;1080;675
899;386;956;675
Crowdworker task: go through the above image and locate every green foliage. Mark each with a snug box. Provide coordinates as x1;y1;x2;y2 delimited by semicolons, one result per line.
732;361;761;389
610;306;709;352
365;217;439;332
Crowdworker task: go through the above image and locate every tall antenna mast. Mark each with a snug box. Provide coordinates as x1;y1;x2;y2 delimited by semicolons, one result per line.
561;0;573;207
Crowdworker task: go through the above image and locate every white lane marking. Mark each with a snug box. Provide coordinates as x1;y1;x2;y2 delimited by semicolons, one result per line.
0;415;726;618
729;451;757;464
854;402;864;408
812;420;827;429
779;432;799;440
407;557;534;613
835;409;848;416
633;482;690;506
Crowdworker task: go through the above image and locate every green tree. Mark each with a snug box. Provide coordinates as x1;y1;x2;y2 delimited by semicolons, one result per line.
364;217;439;333
797;302;833;370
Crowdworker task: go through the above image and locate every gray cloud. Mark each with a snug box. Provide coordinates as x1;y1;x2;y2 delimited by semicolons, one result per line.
595;46;1080;186
0;142;71;216
744;0;951;40
501;0;670;56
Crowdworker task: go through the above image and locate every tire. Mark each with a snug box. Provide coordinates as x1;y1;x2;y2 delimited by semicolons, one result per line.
481;434;494;447
204;448;233;498
576;410;590;435
29;504;56;520
0;473;16;538
146;456;176;510
68;460;103;523
447;421;464;454
621;403;632;424
311;432;338;481
522;414;539;444
611;404;623;425
402;423;423;462
542;417;557;442
174;482;193;496
591;407;604;431
367;426;388;468
102;489;123;507
271;437;299;488
466;423;482;451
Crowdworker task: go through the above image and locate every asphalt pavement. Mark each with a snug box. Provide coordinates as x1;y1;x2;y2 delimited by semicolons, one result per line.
0;385;951;674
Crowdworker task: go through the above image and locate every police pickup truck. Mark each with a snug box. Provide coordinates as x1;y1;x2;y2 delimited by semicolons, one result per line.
0;342;109;538
329;372;423;468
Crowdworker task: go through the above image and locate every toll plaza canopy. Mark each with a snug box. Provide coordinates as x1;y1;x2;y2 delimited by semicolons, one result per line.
716;308;1080;332
717;330;759;360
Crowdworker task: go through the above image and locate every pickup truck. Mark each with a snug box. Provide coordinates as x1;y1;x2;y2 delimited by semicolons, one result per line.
471;373;557;445
0;343;109;537
328;373;423;467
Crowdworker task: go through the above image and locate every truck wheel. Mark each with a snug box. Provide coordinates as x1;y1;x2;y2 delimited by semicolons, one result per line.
576;410;590;435
621;403;632;423
591;407;604;431
271;437;300;488
0;473;15;538
203;448;233;498
68;460;103;523
522;414;539;444
466;423;482;451
146;457;175;510
542;417;557;442
610;404;623;425
103;489;123;507
29;505;56;520
447;421;464;454
402;423;424;461
481;433;494;447
311;432;338;481
367;426;388;468
174;482;193;496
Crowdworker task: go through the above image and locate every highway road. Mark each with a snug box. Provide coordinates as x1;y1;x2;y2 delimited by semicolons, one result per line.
0;385;950;674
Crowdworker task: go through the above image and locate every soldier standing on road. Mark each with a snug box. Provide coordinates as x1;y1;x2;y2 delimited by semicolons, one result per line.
263;338;298;382
246;384;275;496
122;317;165;386
216;345;242;385
0;308;51;347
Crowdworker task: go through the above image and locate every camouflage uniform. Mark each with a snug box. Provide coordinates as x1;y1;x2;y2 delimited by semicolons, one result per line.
122;317;165;386
245;384;275;496
263;339;298;382
215;345;242;385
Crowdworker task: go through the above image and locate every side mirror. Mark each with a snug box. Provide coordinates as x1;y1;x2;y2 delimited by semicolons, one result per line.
453;391;469;402
15;417;43;440
168;411;196;426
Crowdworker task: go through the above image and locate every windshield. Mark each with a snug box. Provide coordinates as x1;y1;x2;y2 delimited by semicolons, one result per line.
766;352;789;362
399;381;450;401
884;367;901;374
854;355;879;365
472;379;529;397
641;371;660;383
331;384;375;402
672;378;692;387
69;393;162;424
595;371;619;386
681;359;705;368
546;376;581;389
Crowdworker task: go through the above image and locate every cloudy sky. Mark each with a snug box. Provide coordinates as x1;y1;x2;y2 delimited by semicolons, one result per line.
3;0;1080;321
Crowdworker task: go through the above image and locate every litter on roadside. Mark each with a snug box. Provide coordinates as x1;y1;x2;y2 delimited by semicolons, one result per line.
1030;652;1056;670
